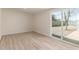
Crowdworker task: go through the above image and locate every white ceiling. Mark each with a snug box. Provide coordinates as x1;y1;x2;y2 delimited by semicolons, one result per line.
17;8;50;14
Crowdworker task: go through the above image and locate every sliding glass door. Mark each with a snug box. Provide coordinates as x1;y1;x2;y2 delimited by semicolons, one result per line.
52;8;79;44
63;9;79;44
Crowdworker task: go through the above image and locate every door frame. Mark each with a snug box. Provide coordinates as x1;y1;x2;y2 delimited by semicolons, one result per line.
49;9;64;40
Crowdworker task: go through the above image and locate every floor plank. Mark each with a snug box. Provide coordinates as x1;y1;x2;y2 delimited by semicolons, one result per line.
0;32;79;50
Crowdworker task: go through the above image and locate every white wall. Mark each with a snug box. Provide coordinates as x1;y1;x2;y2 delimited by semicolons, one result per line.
1;8;54;37
2;9;33;35
33;9;53;36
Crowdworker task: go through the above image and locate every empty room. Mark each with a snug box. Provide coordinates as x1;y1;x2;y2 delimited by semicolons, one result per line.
0;8;79;50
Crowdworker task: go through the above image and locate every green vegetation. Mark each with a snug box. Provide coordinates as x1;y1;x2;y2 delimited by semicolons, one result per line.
52;15;61;27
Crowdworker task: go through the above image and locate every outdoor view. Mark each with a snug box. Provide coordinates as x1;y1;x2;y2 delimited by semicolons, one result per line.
52;8;79;44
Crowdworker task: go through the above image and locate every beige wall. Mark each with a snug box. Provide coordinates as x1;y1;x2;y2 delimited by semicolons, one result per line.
2;9;33;35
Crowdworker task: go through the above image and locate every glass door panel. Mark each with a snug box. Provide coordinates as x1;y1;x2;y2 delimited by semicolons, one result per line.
63;8;79;44
52;11;62;39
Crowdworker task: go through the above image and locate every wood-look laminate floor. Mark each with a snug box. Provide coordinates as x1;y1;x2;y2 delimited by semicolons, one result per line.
1;32;79;50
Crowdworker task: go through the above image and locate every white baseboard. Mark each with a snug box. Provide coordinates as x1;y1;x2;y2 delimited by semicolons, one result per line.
1;31;33;36
34;31;50;36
